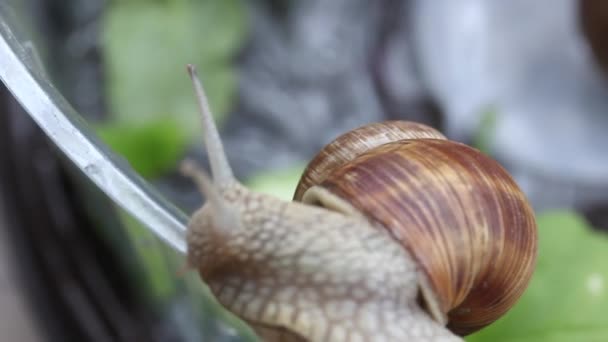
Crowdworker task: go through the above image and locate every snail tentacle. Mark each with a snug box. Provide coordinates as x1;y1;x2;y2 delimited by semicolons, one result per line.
187;64;234;184
182;65;536;341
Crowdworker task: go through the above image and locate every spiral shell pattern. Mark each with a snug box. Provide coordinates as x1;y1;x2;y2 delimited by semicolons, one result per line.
294;122;537;335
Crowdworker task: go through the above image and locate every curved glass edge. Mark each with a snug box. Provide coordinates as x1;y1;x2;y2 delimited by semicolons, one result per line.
0;3;188;254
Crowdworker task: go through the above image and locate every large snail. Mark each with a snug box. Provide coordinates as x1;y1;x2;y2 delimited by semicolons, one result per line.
181;65;537;341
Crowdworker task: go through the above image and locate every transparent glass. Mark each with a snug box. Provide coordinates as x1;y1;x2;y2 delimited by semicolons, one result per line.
0;2;188;253
0;2;256;341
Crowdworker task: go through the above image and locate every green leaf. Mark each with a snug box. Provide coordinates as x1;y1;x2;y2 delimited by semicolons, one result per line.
472;107;497;154
467;211;608;342
102;0;246;139
96;119;188;178
247;164;307;201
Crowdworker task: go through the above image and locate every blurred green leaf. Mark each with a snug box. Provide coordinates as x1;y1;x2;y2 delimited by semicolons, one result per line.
247;164;307;200
97;119;188;178
102;0;246;139
99;0;246;177
472;107;497;154
467;211;608;342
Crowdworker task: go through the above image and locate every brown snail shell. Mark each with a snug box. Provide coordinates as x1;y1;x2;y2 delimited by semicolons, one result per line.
293;121;537;336
294;121;447;200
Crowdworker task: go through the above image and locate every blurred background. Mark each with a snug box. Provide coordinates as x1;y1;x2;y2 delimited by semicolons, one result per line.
0;0;607;341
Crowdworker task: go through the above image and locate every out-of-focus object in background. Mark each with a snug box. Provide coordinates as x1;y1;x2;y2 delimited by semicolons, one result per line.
411;0;608;211
580;0;608;75
0;191;43;342
217;0;441;183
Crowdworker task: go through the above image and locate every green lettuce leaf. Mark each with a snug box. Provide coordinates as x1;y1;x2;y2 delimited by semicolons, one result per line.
96;119;187;178
247;165;307;201
467;211;608;342
99;0;246;177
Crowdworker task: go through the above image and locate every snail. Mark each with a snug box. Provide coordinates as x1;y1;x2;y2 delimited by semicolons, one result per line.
181;65;537;341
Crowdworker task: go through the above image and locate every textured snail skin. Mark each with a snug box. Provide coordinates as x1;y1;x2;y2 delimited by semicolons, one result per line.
296;138;537;336
182;66;527;340
187;181;461;341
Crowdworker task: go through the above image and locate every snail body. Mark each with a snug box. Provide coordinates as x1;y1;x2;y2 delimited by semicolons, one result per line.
182;65;537;341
